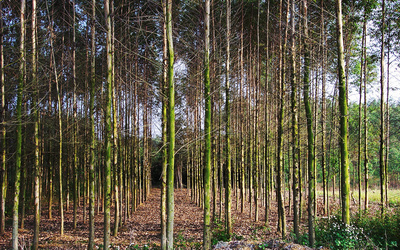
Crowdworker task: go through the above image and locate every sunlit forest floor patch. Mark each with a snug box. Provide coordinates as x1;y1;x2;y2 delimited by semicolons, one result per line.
0;188;399;249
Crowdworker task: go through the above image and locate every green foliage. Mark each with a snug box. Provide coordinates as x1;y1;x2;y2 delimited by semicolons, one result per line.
313;216;374;249
353;210;400;249
211;218;231;245
173;231;201;249
303;210;400;249
126;243;158;250
126;244;149;250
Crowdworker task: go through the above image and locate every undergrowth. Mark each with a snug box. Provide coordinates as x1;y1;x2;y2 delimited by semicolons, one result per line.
212;218;231;245
211;217;244;245
303;209;400;249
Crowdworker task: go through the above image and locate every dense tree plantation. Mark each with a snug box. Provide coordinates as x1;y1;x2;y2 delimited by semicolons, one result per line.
1;0;400;249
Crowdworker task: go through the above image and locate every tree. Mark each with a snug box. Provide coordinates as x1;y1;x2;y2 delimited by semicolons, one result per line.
12;0;25;248
379;0;386;214
303;0;316;245
0;0;7;236
104;0;113;247
336;0;350;225
225;0;232;237
161;0;168;248
290;0;299;241
88;0;96;247
203;0;212;248
32;0;40;247
276;0;287;238
166;0;175;248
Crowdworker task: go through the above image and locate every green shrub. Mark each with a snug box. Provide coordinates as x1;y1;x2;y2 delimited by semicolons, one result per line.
353;210;400;249
211;218;231;245
304;209;400;250
314;216;373;249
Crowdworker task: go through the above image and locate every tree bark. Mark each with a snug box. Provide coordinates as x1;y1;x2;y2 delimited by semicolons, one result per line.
104;0;113;247
166;0;175;248
336;0;350;225
32;0;40;247
12;0;25;247
88;0;96;248
290;0;299;241
225;0;232;236
203;0;212;248
0;1;6;235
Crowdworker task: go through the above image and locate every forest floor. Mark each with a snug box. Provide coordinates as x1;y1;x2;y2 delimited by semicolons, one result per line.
0;187;367;249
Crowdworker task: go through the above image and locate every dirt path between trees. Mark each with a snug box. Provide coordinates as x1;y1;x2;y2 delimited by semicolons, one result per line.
1;187;322;249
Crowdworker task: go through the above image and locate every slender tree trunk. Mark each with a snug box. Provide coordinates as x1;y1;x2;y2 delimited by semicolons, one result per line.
166;0;175;248
72;0;78;231
379;0;386;214
320;0;327;215
276;0;286;238
225;0;232;236
112;32;120;236
88;0;96;248
0;1;6;235
104;0;113;247
363;15;369;210
12;0;25;247
290;0;299;241
264;0;270;225
203;0;211;248
56;48;64;237
358;7;365;212
161;0;168;248
336;0;350;225
303;0;315;246
32;0;40;247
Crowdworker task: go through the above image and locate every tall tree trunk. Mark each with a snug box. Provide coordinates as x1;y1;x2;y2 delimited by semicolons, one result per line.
46;1;65;235
88;0;96;248
363;15;369;210
56;45;64;237
104;0;113;247
290;0;299;241
276;0;286;238
161;0;168;248
166;0;175;248
264;0;270;225
72;0;78;231
0;1;6;235
225;0;232;236
32;0;40;247
12;0;25;247
203;0;211;248
320;0;327;215
112;19;120;235
303;0;315;246
336;0;350;225
379;0;386;213
358;6;365;212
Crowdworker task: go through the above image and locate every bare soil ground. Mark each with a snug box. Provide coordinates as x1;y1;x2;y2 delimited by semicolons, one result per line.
0;188;357;249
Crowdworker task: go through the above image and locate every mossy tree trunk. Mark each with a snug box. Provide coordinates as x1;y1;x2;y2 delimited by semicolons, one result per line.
336;0;350;225
0;1;7;235
12;0;25;247
32;0;40;247
303;0;315;246
166;0;175;248
88;0;96;248
104;0;113;247
290;0;299;241
203;0;211;248
161;0;168;248
225;0;232;237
